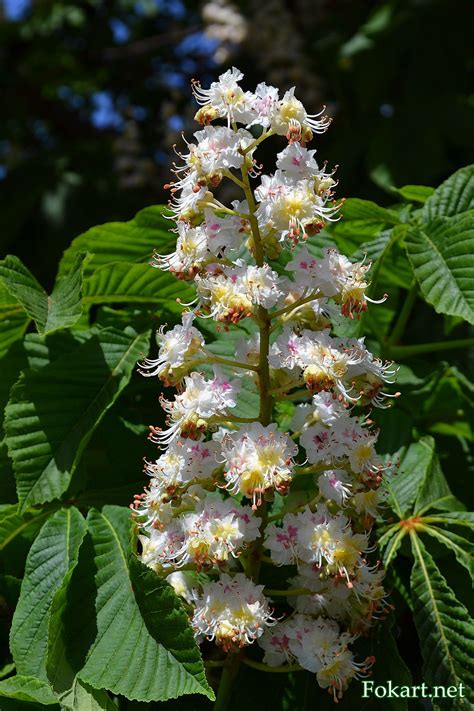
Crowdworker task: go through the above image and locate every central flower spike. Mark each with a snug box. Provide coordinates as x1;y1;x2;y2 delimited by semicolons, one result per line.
132;67;396;701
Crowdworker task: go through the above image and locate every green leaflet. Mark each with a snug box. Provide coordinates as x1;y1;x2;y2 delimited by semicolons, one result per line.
83;261;194;306
4;326;150;511
0;504;50;550
9;507;87;681
0;253;87;335
385;436;455;519
72;507;214;702
409;536;474;709
58;679;118;711
0;676;58;705
341;197;402;224
58;205;174;277
392;184;435;204
422;165;474;220
405;211;474;325
419;525;474;581
0;280;30;357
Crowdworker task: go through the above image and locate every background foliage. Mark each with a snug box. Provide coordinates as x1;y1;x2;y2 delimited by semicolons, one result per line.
0;0;473;709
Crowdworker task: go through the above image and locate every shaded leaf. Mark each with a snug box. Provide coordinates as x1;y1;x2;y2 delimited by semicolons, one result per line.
83;261;193;307
9;508;86;680
385;437;453;518
0;676;57;705
392;184;435;204
410;536;474;708
4;327;150;511
0;253;86;335
59;679;117;711
0;281;29;358
406;212;474;324
420;525;474;580
422;165;474;220
78;506;214;702
342;198;401;224
59;206;174;277
0;505;50;551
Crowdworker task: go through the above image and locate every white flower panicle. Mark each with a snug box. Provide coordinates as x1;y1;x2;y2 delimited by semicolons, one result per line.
132;68;397;700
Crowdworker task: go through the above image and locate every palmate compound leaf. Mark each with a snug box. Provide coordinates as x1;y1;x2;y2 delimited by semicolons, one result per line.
9;507;87;681
4;326;150;512
422;165;474;220
409;535;474;709
69;506;214;702
405;211;474;325
0;253;87;335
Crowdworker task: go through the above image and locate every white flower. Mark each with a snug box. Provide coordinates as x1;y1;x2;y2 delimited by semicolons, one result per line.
287;565;353;618
255;172;337;243
195;268;253;324
145;437;219;490
192;67;255;125
167;180;209;222
166;571;197;603
269;326;304;371
276;143;320;178
297;512;370;580
318;469;352;505
352;487;383;518
313;392;348;425
203;208;242;254
219;423;298;507
138;312;204;384
179;496;261;567
152;367;240;445
271;87;331;137
264;513;301;565
191;573;275;650
235;332;260;367
152;222;209;276
258;614;309;666
188;126;254;175
300;422;333;464
285;245;320;288
195;262;283;322
138;521;185;570
248;82;279;127
242;263;284;307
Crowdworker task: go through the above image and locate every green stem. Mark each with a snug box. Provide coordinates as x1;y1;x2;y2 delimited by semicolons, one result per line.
387;279;418;346
270;290;321;322
357;227;400;338
242;128;275;155
265;588;312;597
214;140;274;709
203;355;259;372
386;337;474;360
214;655;242;711
241;658;304;673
